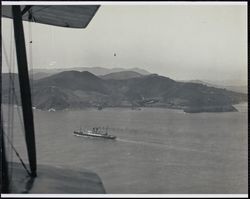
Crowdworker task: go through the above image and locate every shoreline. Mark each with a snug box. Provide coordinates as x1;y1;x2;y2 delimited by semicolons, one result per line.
3;102;248;113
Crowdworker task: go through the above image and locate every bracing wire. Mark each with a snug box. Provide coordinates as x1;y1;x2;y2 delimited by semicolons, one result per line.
3;131;32;177
7;22;15;185
7;44;12;183
2;30;32;178
28;11;34;100
2;38;26;136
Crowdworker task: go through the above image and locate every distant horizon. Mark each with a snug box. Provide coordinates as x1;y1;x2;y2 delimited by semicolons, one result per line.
2;4;247;86
32;65;248;86
3;65;247;87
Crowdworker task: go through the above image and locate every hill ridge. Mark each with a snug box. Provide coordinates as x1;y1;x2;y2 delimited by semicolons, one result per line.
2;71;247;112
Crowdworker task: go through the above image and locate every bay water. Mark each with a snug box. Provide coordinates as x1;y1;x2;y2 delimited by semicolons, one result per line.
3;103;248;193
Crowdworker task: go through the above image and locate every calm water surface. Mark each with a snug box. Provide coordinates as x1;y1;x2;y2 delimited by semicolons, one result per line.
3;103;248;193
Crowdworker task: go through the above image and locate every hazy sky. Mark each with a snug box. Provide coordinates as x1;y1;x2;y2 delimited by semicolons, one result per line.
2;4;247;85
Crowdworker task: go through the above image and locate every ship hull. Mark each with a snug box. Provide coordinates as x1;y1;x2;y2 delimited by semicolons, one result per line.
73;131;116;140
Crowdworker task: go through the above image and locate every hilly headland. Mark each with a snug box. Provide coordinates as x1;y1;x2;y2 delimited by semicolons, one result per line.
2;68;247;113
